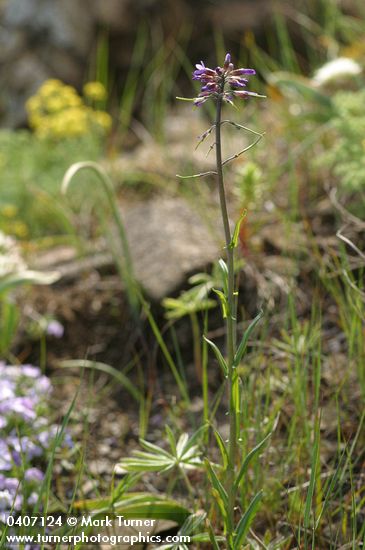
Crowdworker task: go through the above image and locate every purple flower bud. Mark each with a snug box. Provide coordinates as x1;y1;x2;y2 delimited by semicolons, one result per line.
230;68;256;76
193;97;209;107
228;78;248;88
233;90;262;98
223;53;231;69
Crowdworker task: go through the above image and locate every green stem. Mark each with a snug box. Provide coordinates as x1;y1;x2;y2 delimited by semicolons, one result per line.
215;95;237;544
190;311;202;382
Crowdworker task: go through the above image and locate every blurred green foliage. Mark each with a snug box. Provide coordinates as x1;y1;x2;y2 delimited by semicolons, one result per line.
318;90;365;192
0;130;103;239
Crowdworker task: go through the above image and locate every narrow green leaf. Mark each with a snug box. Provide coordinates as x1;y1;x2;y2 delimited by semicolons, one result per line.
204;460;228;510
212;288;229;318
179;511;206;536
234;431;272;491
165;425;177;455
140;294;190;404
176;96;197;102
207;520;222;550
232;371;241;414
139;439;173;459
234;310;263;367
212;427;229;470
218;258;229;295
229;210;247;250
176;433;189;457
304;412;321;531
181;424;208;454
59;359;141;403
203;336;228;377
233;491;263;549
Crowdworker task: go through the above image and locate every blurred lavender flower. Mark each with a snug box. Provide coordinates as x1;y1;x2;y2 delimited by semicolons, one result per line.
0;441;13;470
0;396;37;421
192;53;263;106
2;477;19;492
27;492;39;506
0;362;67;528
0;380;15;400
9;436;43;462
46;320;64;338
24;468;44;482
0;490;14;510
20;365;41;378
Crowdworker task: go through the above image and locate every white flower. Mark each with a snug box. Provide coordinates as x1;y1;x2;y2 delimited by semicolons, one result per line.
313;57;362;87
0;230;26;277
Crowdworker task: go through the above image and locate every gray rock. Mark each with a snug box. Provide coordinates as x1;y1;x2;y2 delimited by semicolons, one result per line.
3;0;94;54
121;197;221;300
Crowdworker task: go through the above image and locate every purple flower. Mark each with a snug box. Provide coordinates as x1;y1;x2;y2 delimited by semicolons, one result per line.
0;381;15;401
0;441;13;471
3;477;19;492
20;365;41;378
192;52;262;106
0;396;37;421
9;436;43;461
24;468;44;482
0;490;14;510
46;320;64;338
27;492;39;506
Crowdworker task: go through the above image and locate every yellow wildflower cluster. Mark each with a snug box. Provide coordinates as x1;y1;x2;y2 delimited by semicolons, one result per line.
26;79;112;139
83;81;107;102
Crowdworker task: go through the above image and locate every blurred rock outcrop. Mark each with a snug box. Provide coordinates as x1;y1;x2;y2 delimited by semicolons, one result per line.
0;0;274;128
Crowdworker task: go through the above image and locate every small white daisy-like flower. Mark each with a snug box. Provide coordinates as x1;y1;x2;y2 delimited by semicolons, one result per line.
313;57;362;87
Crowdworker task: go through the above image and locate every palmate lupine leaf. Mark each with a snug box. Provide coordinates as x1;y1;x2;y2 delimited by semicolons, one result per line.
116;427;205;475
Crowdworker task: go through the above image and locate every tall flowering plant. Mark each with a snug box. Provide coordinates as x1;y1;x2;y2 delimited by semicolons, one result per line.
178;54;269;548
104;53;271;548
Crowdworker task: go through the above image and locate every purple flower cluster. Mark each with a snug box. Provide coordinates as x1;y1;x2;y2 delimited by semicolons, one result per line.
192;53;261;106
0;362;71;529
